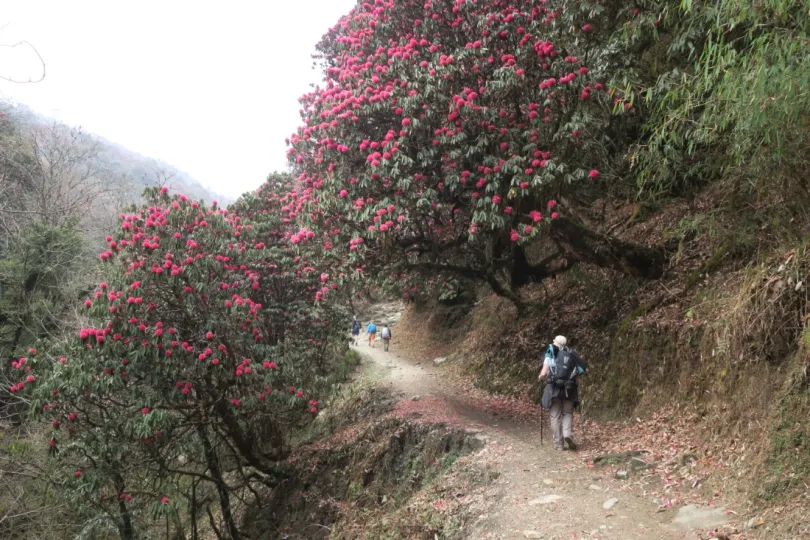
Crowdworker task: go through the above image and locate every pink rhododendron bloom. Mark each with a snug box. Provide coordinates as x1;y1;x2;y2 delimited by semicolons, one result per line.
510;230;519;242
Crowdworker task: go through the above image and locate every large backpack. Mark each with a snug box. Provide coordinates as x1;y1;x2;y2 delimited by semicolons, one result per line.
550;347;584;391
381;327;390;339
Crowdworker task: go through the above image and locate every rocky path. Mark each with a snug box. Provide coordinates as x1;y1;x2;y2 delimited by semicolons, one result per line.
354;303;735;540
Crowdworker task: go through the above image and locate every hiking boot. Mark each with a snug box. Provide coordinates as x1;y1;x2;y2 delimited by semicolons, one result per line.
564;436;577;451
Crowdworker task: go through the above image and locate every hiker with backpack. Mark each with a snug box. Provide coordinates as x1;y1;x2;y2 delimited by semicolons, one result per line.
351;316;361;345
367;321;377;347
381;323;392;351
538;335;587;451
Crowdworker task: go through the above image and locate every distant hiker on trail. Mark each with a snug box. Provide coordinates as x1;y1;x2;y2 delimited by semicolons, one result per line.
381;323;391;352
538;335;587;451
367;321;377;347
351;316;361;345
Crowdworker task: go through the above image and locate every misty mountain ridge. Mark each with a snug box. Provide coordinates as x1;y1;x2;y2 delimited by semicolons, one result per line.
2;101;235;206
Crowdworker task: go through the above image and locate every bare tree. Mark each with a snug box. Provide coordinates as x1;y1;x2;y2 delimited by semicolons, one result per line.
0;118;128;236
147;164;178;190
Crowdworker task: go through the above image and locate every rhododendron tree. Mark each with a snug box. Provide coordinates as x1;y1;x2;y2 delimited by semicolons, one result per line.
14;186;349;539
288;0;666;302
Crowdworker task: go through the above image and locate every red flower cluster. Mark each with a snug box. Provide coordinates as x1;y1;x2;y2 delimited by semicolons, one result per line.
286;0;613;288
14;179;348;509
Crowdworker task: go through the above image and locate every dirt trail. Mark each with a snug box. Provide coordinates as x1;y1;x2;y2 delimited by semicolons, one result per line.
354;304;725;540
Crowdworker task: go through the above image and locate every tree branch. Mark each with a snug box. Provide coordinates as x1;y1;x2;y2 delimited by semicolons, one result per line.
0;40;46;84
549;216;668;279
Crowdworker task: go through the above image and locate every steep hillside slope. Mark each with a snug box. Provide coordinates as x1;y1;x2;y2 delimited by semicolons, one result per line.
2;101;233;204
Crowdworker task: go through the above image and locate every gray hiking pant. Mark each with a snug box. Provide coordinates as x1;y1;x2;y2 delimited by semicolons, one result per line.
549;398;574;448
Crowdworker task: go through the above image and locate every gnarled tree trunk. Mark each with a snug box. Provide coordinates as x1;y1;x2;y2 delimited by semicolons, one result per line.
549;216;667;279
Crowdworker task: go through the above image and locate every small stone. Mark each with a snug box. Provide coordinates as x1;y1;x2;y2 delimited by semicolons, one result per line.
523;531;543;539
746;517;765;530
603;498;619;510
672;504;729;529
614;470;628;480
588;484;603;491
529;494;562;505
411;395;421;401
543;478;554;485
433;357;447;365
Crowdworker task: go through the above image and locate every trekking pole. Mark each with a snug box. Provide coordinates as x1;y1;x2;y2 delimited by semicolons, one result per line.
539;381;545;446
540;407;544;446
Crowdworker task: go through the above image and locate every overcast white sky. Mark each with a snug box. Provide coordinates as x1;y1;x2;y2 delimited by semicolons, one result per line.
0;0;357;199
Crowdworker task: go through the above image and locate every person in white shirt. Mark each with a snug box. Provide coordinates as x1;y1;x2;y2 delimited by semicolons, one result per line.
381;324;392;352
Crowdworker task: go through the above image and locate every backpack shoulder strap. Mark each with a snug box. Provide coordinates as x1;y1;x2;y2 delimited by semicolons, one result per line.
548;345;561;374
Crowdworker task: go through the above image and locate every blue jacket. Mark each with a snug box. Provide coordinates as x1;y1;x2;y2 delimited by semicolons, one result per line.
367;323;377;333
